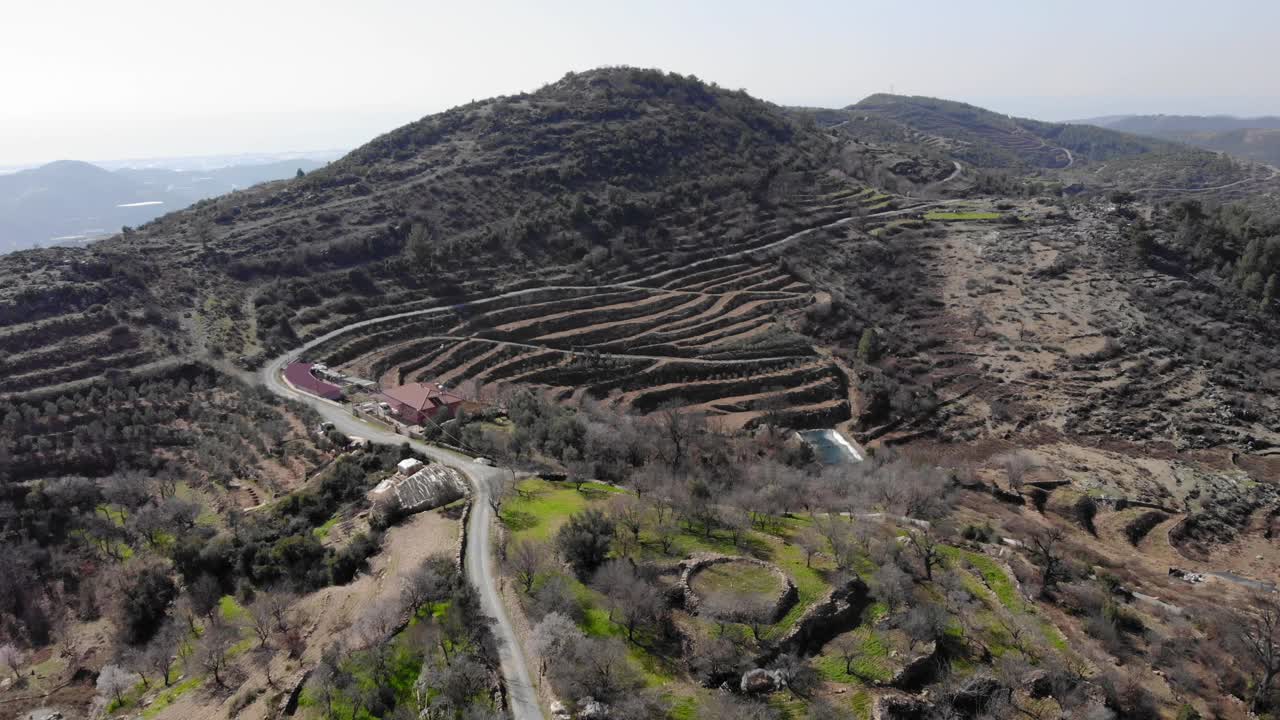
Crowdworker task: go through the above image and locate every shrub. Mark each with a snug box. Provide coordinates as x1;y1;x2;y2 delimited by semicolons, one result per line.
555;509;615;578
113;561;177;645
330;531;384;584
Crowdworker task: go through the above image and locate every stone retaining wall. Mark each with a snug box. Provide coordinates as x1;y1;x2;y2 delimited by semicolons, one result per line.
775;575;871;656
677;553;797;623
454;499;471;572
675;550;793;620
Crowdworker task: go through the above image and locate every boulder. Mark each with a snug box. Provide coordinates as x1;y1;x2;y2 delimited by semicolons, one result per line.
577;697;609;719
740;668;787;694
1023;668;1053;699
874;694;931;720
549;700;571;720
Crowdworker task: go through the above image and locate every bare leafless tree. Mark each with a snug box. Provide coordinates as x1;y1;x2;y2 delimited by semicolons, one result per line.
0;644;24;680
508;540;551;595
831;633;861;676
244;597;276;648
96;663;132;705
872;563;913;616
531;611;582;679
1025;525;1068;595
592;560;664;643
142;621;181;686
1234;594;1280;714
606;495;645;549
194;620;238;688
653;515;679;556
998;452;1035;495
796;526;825;568
355;596;402;648
905;524;947;581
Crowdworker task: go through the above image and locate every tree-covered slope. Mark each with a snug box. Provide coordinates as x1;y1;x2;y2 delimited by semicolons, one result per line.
853;93;1165;168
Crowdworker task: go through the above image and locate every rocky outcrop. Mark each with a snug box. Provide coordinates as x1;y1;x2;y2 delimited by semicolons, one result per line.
740;668;788;694
576;698;608;719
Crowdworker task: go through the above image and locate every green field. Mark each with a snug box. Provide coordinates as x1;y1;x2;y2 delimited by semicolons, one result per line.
689;561;783;598
499;477;625;542
814;625;894;684
924;210;1001;221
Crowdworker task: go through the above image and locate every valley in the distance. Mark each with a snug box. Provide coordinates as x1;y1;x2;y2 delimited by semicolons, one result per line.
2;67;1280;720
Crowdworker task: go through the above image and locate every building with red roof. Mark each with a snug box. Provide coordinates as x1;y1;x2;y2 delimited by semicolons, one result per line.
379;382;464;426
284;362;344;401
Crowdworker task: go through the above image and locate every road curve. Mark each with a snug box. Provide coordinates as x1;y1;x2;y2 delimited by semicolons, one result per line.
1132;165;1279;194
260;354;544;719
249;197;962;717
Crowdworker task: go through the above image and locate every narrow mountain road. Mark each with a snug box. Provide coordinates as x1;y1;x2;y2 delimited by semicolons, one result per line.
934;161;963;186
1131;172;1273;194
260;354;544;720
247;196;963;717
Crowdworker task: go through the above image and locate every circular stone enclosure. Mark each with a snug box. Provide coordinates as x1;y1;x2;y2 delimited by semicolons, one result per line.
685;556;797;623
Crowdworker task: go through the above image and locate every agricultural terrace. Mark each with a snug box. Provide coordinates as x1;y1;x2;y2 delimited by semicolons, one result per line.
287;180;932;431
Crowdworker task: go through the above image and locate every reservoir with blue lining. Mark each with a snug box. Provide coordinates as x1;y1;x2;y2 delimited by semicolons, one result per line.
797;429;864;464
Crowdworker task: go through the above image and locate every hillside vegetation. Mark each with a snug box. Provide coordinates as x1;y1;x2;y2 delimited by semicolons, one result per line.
3;67;1280;720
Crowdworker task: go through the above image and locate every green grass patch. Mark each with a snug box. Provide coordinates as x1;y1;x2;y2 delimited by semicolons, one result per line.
940;546;1021;611
689;561;783;598
768;693;810;718
219;594;246;622
814;626;893;684
313;515;340;540
500;478;622;542
850;689;873;720
97;504;128;527
940;547;1070;653
668;694;699;720
924;211;1001;221
141;676;203;719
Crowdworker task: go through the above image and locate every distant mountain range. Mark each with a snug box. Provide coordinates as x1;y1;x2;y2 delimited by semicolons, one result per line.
0;157;330;253
1081;114;1280;166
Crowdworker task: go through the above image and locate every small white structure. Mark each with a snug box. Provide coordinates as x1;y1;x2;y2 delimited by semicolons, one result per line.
397;458;425;476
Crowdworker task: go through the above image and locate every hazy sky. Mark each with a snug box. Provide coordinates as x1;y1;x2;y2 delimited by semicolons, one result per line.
4;0;1278;166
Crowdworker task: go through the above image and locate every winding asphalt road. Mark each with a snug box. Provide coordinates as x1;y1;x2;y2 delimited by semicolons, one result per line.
251;198;965;718
260;354;544;720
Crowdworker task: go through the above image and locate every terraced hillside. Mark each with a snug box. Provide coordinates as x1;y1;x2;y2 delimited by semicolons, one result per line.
312;255;855;430
854;94;1078;169
0;69;869;395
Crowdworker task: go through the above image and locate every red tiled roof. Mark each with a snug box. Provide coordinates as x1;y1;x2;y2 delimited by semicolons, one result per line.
380;382;465;412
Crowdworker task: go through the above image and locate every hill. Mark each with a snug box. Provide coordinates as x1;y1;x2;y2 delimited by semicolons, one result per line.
1090;113;1280;135
1084;114;1280;167
4;68;1280;720
0;158;326;253
849;93;1161;169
